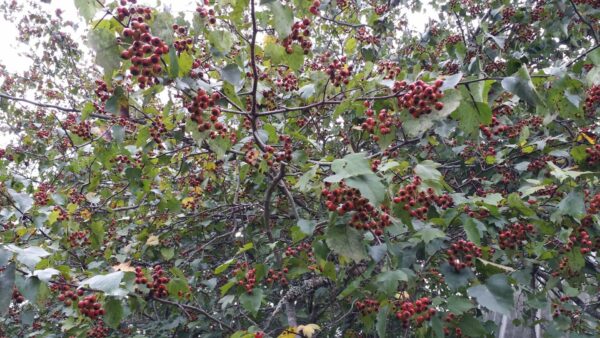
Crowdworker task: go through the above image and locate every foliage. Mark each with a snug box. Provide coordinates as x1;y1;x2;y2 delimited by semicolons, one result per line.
0;0;600;337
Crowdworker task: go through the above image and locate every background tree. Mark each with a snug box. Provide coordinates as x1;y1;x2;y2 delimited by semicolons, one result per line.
0;0;599;337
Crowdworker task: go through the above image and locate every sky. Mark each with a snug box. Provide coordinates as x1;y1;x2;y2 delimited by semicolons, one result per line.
0;0;435;147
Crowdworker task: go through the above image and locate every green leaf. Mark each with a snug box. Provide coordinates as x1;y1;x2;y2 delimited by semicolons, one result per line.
507;193;535;217
375;270;408;295
345;37;357;54
415;227;446;243
325;153;372;182
440;262;474;290
161;247;175;260
32;268;59;283
285;45;305;71
345;174;385;205
501;66;543;107
325;225;367;263
104;297;124;329
169;48;179;79
166;278;188;297
80;271;125;297
547;163;592;182
6;245;50;269
376;304;391;338
267;2;294;38
463;218;481;246
208;30;234;56
552;190;585;221
7;188;33;214
447;295;474;314
264;42;286;64
74;0;100;22
414;160;442;181
467;274;514;315
0;262;16;316
458;314;488;337
297;219;316;236
239;288;264;316
215;258;236;275
221;64;243;88
87;27;121;76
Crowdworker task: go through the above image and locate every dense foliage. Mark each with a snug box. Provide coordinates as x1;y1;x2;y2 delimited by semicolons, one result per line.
1;0;600;337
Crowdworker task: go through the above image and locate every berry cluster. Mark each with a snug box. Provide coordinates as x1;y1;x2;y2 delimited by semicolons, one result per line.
484;60;506;74
309;0;320;15
531;0;547;21
134;266;148;287
172;25;194;54
78;294;105;319
446;240;482;272
120;15;169;89
282;18;312;54
285;241;317;269
322;182;392;235
71;120;92;139
588;193;600;214
573;0;600;9
325;56;352;87
374;4;388;15
53;206;69;222
276;72;299;92
87;320;110;338
584;84;600;116
149;265;170;298
377;61;402;80
34;183;53;206
394;297;436;328
463;205;490;219
527;155;558;173
336;0;349;9
355;27;380;45
362;104;398;136
355;298;379;315
266;268;288;286
94;79;111;102
116;1;150;21
150;115;167;146
196;3;217;25
237;266;257;294
67;231;90;247
110;154;139;172
585;144;600;166
12;288;24;304
501;7;516;24
499;222;535;250
393;176;454;220
187;89;223;133
444;34;461;45
551;257;577;277
562;228;594;255
56;284;84;307
395;80;444;118
263;135;293;165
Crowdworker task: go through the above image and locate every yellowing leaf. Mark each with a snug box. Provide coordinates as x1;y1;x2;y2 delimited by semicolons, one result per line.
577;131;596;145
112;261;136;272
297;324;320;338
262;34;277;46
205;162;216;171
277;327;298;338
80;208;91;221
146;235;160;246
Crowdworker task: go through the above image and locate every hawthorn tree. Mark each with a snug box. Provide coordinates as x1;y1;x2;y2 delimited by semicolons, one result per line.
0;0;599;336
